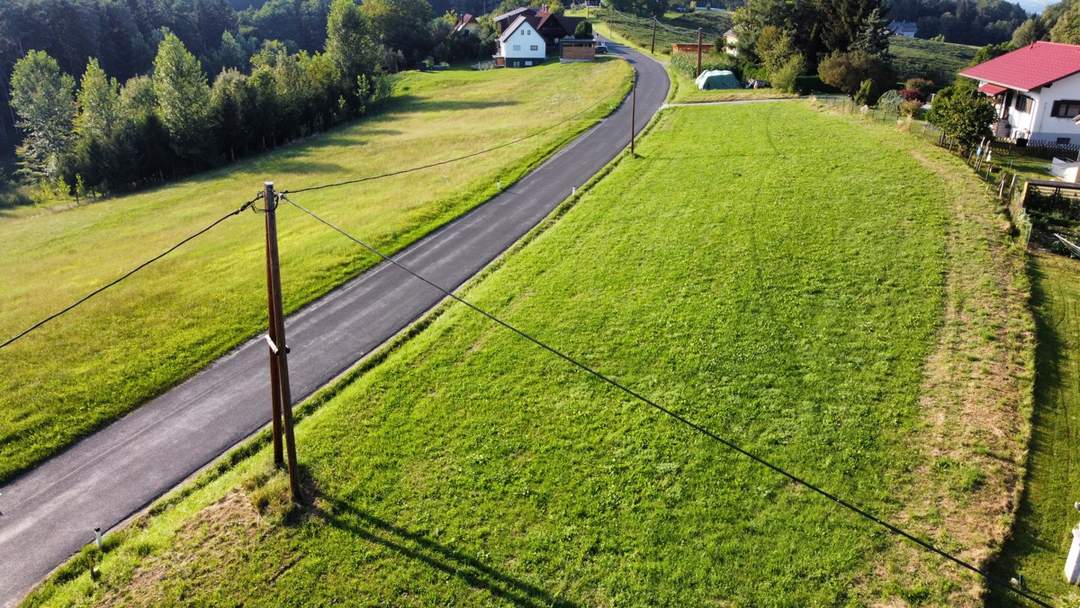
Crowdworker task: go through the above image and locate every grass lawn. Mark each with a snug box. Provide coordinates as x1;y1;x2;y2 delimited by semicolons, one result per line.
989;252;1080;607
25;103;1036;606
0;58;631;483
890;35;978;85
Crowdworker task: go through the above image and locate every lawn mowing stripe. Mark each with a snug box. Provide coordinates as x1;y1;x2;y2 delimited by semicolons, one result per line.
281;192;1053;608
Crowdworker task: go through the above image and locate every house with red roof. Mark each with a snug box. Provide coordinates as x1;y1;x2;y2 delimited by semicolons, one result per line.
961;41;1080;145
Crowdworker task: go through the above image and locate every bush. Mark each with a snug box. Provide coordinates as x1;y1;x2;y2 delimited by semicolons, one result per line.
770;54;804;93
574;20;593;38
818;50;896;102
927;84;996;150
899;87;925;102
899;99;923;117
904;77;934;96
877;89;903;112
854;78;874;106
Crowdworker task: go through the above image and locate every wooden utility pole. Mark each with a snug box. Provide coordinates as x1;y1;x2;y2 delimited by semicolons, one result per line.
264;183;284;468
696;28;703;77
263;182;302;503
630;72;637;156
650;17;657;54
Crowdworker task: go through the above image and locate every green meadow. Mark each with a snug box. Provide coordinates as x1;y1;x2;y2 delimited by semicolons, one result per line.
26;103;1037;606
0;58;631;482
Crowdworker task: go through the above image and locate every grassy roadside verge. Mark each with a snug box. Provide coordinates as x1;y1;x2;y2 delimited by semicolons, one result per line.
0;59;632;483
24;102;1033;606
989;252;1080;606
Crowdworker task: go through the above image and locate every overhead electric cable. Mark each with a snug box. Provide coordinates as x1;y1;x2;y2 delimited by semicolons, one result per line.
0;196;260;350
281;192;1054;608
282;86;628;195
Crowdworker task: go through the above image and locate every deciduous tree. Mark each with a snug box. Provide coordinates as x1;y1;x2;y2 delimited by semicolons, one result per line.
153;33;214;164
9;50;76;182
927;84;995;151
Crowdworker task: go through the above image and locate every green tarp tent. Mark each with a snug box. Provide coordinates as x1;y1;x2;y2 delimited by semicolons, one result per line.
694;69;740;90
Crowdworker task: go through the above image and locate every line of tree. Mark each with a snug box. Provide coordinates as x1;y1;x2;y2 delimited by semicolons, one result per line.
13;1;374;196
0;0;499;162
6;0;498;198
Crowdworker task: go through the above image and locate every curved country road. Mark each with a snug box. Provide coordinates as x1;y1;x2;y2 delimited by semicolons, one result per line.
0;41;667;607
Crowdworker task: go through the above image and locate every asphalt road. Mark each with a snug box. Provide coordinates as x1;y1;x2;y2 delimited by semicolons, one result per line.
0;43;667;607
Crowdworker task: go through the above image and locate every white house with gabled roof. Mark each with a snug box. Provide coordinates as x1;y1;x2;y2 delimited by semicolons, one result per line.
961;41;1080;145
495;15;546;67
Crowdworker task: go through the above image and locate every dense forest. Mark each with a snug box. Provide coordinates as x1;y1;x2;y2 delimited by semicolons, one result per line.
0;0;496;161
2;0;497;198
888;0;1029;45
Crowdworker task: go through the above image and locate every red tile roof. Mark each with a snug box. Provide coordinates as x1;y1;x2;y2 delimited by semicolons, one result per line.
978;83;1007;96
960;41;1080;91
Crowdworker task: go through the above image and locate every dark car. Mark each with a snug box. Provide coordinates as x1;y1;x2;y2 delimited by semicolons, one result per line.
596;40;608;54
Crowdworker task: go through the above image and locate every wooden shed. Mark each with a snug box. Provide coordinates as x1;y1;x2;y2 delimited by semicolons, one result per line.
561;38;596;61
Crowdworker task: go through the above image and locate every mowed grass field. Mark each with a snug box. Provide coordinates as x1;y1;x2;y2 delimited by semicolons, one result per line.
0;59;631;482
990;253;1080;607
26;103;1035;606
890;35;978;85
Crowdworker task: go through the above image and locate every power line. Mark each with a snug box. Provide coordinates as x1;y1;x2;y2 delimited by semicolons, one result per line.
282;86;629;196
281;193;1053;608
0;196;260;350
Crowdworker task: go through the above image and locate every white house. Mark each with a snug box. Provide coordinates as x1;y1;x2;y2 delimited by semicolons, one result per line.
961;41;1080;145
495;15;546;68
723;28;739;57
887;20;917;38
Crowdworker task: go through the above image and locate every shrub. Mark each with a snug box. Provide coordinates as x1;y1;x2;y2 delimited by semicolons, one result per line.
904;77;934;96
853;78;874;106
877;89;903;112
899;87;925;102
899;99;923;117
771;54;804;93
818;50;896;101
927;84;996;150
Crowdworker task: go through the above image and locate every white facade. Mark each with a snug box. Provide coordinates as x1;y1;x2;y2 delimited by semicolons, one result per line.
982;71;1080;144
497;17;546;67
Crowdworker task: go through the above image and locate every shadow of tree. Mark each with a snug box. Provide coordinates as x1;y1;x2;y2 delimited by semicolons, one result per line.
306;492;580;608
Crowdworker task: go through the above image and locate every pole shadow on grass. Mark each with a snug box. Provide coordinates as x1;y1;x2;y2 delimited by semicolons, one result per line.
985;258;1068;607
307;493;579;608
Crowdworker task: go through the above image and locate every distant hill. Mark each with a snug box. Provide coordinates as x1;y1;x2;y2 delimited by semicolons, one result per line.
889;35;978;86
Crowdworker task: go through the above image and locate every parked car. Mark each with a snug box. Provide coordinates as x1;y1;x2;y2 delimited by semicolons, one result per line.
596;41;608;54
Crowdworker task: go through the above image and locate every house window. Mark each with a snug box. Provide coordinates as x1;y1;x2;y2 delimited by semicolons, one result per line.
1015;94;1033;112
1051;100;1080;118
530;44;538;50
1058;137;1072;145
513;44;520;50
